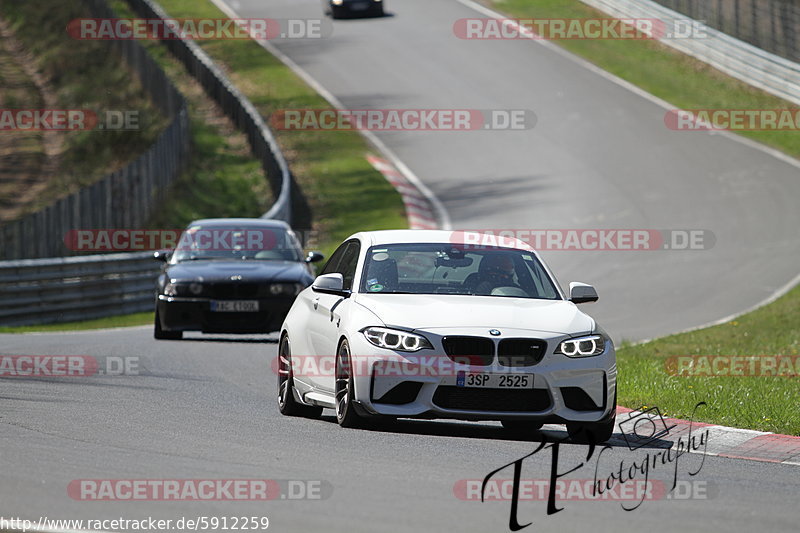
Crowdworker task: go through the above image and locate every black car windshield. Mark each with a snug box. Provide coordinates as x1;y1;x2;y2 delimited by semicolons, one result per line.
359;243;561;299
171;225;302;263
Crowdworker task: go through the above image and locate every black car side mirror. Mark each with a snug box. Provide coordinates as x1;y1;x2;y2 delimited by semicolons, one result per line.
153;250;172;262
305;251;325;263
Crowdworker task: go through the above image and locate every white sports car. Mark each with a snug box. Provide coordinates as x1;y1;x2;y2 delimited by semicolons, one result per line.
277;230;617;442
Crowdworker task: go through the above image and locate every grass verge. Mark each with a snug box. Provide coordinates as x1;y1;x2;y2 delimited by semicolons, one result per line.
107;0;272;227
0;312;154;333
490;0;799;158
617;285;800;435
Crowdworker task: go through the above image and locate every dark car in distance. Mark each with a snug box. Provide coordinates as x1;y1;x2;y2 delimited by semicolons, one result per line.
322;0;384;18
154;218;324;340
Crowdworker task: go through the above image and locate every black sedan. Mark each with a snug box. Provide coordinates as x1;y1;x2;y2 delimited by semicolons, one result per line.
322;0;385;18
153;218;324;340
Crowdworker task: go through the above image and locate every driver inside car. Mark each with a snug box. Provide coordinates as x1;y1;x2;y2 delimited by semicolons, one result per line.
469;254;520;295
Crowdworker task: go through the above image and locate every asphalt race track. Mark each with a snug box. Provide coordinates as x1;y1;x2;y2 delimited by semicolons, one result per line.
1;328;799;532
2;0;799;532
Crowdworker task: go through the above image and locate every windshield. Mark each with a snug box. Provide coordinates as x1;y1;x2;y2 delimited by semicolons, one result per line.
359;243;561;299
170;225;302;263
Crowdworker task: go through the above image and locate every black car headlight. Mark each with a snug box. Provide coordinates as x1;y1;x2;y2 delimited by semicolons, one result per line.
555;334;607;357
269;282;304;296
164;282;187;297
362;327;432;352
164;282;204;297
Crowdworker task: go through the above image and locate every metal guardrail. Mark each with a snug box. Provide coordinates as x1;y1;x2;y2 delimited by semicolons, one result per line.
0;252;155;326
652;0;800;64
580;0;800;105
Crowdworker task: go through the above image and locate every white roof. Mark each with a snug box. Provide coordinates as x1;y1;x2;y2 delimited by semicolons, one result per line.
352;229;535;252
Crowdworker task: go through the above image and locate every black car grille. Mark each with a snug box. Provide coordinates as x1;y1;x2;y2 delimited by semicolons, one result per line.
432;386;551;412
498;339;548;367
442;336;494;366
209;283;262;299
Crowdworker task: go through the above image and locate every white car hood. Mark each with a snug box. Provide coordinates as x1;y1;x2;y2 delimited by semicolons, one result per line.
354;294;594;335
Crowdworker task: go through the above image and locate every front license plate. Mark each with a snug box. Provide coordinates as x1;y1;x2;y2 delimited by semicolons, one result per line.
351;3;369;10
456;372;534;389
210;300;259;312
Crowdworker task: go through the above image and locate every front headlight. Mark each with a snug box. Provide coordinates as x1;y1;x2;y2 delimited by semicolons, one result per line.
362;327;433;352
164;282;203;297
164;282;188;296
555;334;606;357
269;283;304;296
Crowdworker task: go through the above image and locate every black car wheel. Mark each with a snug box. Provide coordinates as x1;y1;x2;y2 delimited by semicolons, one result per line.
154;307;182;340
335;339;364;428
566;391;617;444
277;336;322;418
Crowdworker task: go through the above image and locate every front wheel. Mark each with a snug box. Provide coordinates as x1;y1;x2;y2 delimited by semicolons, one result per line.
277;336;322;418
567;416;615;444
154;307;182;340
567;389;617;444
335;340;364;428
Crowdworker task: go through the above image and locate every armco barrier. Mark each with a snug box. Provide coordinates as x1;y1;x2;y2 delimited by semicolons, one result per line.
652;0;800;64
0;252;156;327
580;0;800;105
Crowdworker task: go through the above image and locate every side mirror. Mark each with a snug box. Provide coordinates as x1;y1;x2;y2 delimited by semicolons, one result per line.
312;273;350;297
569;282;598;304
153;250;172;262
305;251;325;263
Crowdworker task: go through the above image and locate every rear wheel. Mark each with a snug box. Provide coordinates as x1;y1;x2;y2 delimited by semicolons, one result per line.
154;307;182;340
277;336;322;418
501;420;543;432
335;340;364;428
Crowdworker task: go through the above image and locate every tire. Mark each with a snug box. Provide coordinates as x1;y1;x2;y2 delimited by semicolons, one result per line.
501;420;543;432
372;4;385;16
154;307;182;340
567;416;615;444
566;391;617;444
277;336;323;418
335;339;364;428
